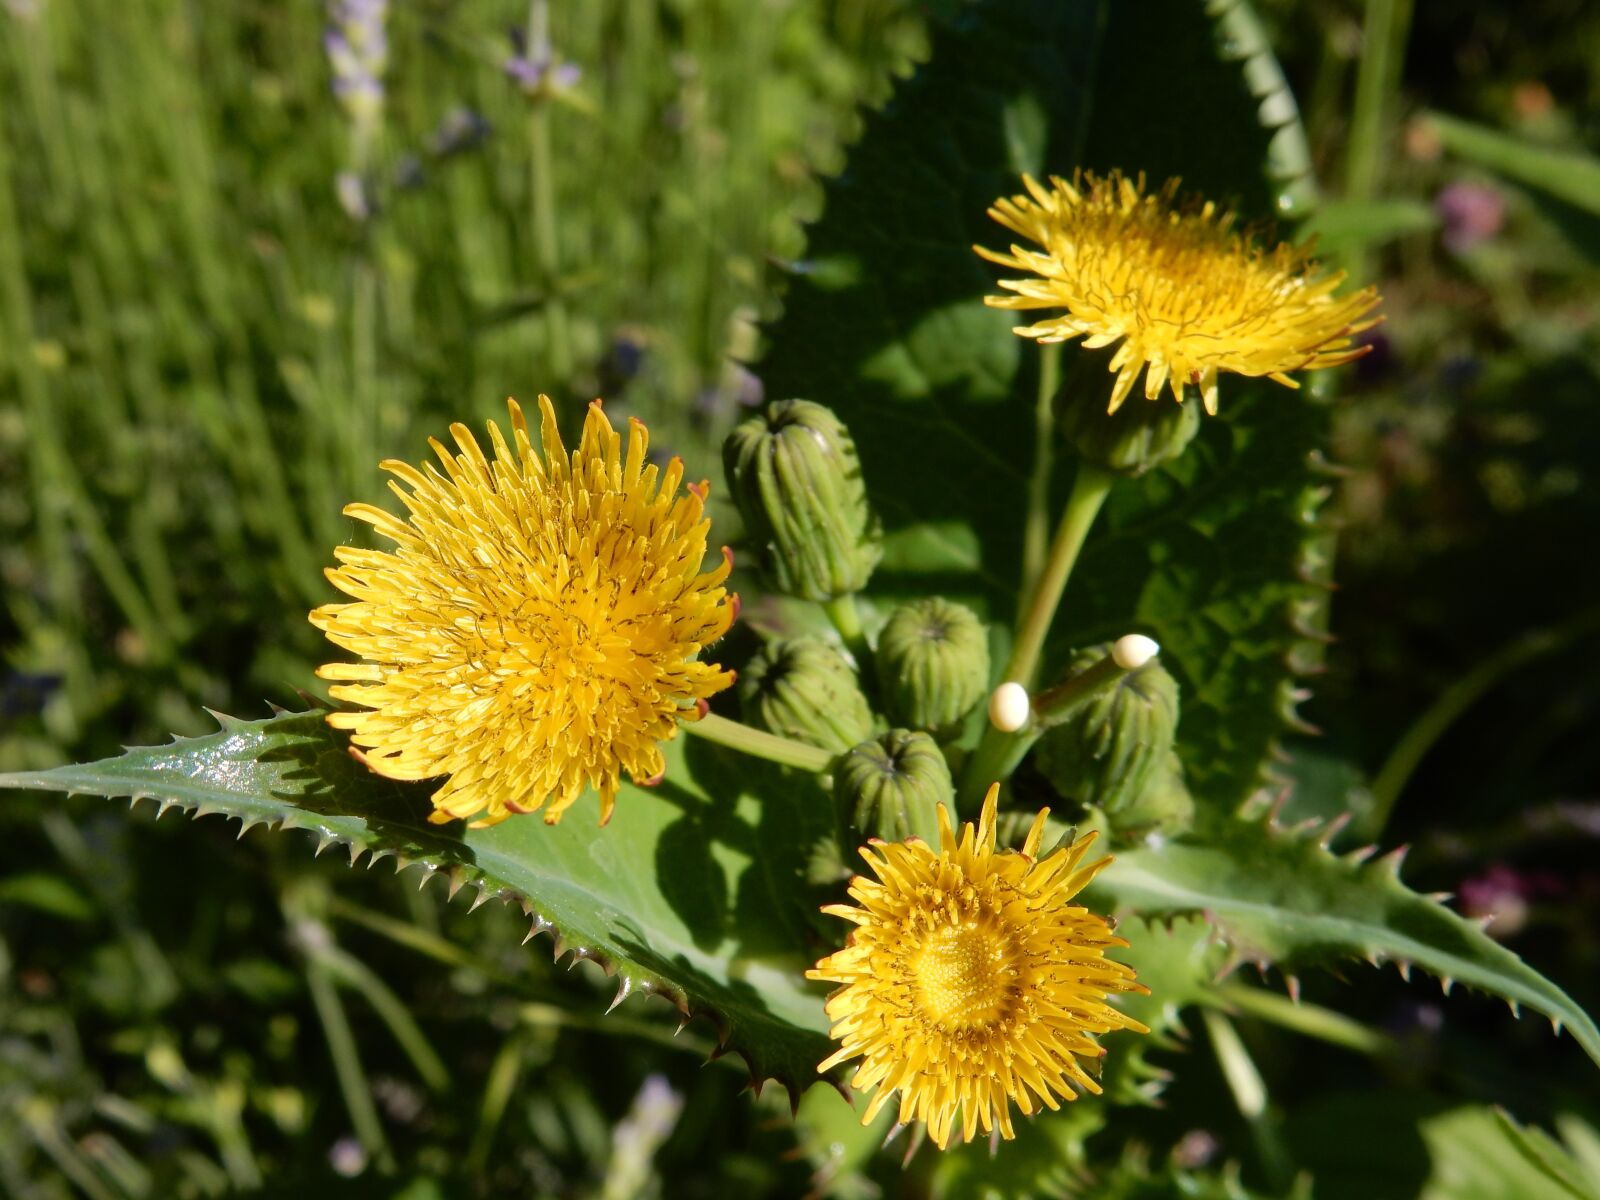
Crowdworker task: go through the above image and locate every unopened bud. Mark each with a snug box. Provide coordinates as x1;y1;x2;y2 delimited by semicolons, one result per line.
739;637;874;754
1059;386;1200;477
876;597;991;738
723;400;882;600
1034;644;1180;817
835;730;951;845
1113;750;1195;838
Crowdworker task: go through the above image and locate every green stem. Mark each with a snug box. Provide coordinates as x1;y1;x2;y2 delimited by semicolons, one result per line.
318;943;450;1092
685;713;835;774
1343;0;1414;277
959;463;1116;809
466;1031;526;1177
1005;461;1116;689
1201;1009;1293;1193
1031;653;1127;726
1362;608;1600;841
305;959;395;1174
960;648;1139;807
526;0;571;384
1208;983;1394;1057
1021;342;1062;593
349;256;379;496
823;594;869;664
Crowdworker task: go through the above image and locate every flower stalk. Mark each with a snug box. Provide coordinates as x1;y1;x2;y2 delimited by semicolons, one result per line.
686;713;835;775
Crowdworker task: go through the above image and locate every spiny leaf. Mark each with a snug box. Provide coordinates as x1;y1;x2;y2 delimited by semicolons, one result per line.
0;709;834;1099
1087;815;1600;1069
1101;915;1228;1106
759;0;1336;812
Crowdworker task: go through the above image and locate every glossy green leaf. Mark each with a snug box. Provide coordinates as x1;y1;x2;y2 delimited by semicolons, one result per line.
1087;815;1600;1069
0;710;835;1096
760;0;1337;812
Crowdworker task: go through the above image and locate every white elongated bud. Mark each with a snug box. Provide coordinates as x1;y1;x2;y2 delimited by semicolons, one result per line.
988;682;1030;733
1111;633;1160;671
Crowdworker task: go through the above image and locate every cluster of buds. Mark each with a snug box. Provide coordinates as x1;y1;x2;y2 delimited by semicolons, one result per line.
720;391;1192;845
325;0;389;221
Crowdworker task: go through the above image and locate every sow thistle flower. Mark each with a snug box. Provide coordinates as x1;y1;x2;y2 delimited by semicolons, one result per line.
808;785;1147;1149
978;170;1382;415
311;396;735;828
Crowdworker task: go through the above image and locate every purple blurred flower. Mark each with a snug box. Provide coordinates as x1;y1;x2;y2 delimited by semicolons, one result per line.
1434;181;1505;254
505;52;581;98
1458;863;1563;938
326;0;388;123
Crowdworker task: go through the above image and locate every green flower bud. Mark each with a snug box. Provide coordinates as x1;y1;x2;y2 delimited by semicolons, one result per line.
876;597;991;738
834;730;951;845
1111;751;1195;839
723;399;882;600
1059;386;1200;477
1034;644;1180;817
739;637;874;754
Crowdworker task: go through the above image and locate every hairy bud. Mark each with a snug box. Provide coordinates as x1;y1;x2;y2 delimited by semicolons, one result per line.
1034;644;1180;819
876;597;990;738
739;637;874;754
1059;386;1201;477
834;730;951;845
723;399;882;600
1113;750;1195;838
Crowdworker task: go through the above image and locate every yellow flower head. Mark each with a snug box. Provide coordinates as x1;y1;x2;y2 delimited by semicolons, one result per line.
977;170;1382;415
311;396;736;828
807;785;1147;1150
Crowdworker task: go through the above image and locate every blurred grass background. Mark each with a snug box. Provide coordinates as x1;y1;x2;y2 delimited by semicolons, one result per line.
2;0;1599;1195
0;0;922;766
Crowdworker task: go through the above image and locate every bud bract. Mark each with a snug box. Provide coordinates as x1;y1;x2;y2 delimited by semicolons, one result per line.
1034;644;1180;817
834;729;951;845
1059;386;1200;477
876;597;990;737
1112;750;1195;838
723;399;882;600
739;637;874;754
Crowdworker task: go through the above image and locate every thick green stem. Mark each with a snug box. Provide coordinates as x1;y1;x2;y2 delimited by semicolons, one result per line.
685;713;834;774
959;463;1116;809
1005;462;1116;690
1021;342;1062;593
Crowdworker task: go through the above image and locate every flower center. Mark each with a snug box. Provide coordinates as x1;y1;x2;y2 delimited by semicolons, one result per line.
909;920;1018;1032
